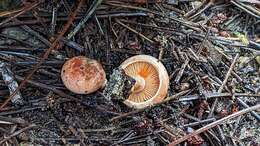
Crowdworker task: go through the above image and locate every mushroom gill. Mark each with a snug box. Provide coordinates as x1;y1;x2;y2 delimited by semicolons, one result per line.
120;55;169;109
124;62;160;103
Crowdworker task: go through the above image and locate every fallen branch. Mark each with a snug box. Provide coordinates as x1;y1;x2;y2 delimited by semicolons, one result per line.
168;104;260;146
0;124;37;145
0;0;84;110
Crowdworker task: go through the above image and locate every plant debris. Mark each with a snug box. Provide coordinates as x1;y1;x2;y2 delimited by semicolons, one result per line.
0;0;259;146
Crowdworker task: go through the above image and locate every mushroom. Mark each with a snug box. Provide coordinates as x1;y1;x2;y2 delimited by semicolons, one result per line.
120;55;169;109
61;56;106;94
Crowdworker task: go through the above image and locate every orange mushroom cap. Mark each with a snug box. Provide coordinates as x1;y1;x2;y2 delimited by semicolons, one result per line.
120;55;169;109
61;56;106;94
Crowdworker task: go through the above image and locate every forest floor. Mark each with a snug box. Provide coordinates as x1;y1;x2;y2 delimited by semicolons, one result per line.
0;0;259;146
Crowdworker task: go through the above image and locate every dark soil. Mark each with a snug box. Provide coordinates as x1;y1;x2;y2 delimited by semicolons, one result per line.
0;0;259;146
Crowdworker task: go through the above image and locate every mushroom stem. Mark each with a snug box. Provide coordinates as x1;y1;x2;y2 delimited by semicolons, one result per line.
131;76;145;93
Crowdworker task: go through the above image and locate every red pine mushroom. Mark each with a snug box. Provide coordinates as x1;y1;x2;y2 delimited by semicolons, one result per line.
120;55;169;109
61;56;106;94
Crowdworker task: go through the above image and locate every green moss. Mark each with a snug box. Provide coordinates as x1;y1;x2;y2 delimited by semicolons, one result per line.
234;32;249;45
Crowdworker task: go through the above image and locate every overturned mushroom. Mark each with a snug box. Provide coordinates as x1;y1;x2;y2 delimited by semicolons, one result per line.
120;55;169;109
61;56;106;94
